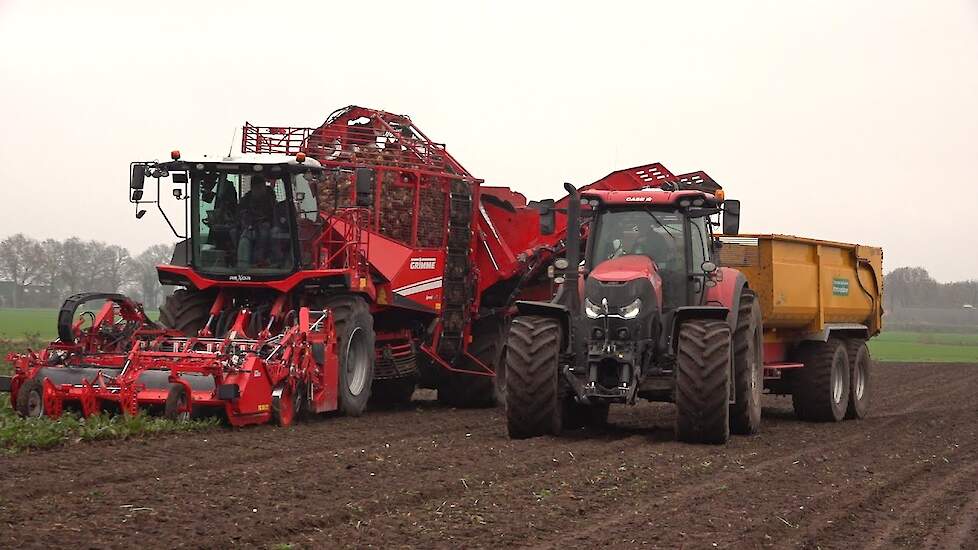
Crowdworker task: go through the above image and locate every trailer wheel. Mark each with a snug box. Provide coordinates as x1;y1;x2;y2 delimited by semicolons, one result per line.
16;378;45;418
505;315;565;439
324;295;375;417
792;339;850;422
164;383;191;421
675;319;732;445
439;316;507;408
159;289;214;336
730;291;763;435
845;340;871;420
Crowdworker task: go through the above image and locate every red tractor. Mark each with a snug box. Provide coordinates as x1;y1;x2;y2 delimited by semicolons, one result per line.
2;106;562;425
505;165;761;444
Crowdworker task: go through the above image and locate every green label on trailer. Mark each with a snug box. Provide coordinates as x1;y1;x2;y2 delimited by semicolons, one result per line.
832;278;850;296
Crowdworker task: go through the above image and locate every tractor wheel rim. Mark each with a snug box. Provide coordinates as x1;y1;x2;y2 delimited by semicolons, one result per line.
27;389;42;417
832;355;845;404
853;359;865;400
345;327;369;396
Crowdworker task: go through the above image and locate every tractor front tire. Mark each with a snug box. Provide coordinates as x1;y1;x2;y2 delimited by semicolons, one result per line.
505;315;565;439
675;319;732;445
324;295;376;417
730;291;763;435
845;340;871;419
159;289;213;336
792;339;851;422
439;316;508;408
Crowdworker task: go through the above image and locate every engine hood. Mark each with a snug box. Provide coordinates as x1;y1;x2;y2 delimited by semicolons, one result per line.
590;255;657;283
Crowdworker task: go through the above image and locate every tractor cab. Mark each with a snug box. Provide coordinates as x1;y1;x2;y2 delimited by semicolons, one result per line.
583;188;723;312
129;152;324;280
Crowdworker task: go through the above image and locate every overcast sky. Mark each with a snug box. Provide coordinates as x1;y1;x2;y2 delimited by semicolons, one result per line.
1;1;976;281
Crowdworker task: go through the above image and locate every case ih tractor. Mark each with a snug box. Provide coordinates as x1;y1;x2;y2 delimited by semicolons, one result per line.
505;166;762;444
2;106;563;425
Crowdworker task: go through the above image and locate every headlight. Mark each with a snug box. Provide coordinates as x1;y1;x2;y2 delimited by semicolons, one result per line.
584;297;602;319
620;298;642;319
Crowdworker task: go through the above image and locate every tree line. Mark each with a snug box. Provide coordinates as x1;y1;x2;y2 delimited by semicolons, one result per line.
884;267;978;310
0;234;172;309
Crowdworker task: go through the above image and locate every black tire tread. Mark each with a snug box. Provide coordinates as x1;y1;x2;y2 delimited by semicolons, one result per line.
323;295;375;417
675;319;731;444
505;315;563;439
792;338;850;422
845;339;871;419
730;291;763;435
159;289;213;336
439;316;507;408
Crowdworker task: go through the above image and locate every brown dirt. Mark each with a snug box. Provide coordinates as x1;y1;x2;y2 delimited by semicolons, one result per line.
1;362;977;549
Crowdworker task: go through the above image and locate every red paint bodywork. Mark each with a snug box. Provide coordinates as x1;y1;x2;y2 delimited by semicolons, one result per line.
590;255;664;306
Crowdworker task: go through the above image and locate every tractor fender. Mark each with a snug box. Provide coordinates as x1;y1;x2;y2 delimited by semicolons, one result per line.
513;300;571;350
668;305;730;351
704;267;750;334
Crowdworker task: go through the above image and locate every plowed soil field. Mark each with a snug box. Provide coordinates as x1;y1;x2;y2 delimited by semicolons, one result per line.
2;362;977;549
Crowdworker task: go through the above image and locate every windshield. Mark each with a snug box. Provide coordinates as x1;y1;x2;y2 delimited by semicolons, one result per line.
191;169;317;276
589;208;687;307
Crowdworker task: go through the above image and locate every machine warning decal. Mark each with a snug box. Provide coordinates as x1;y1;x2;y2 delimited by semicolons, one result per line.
832;277;850;296
410;257;437;270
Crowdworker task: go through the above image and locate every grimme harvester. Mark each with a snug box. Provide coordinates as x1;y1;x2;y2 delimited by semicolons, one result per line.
505;164;883;444
1;106;564;426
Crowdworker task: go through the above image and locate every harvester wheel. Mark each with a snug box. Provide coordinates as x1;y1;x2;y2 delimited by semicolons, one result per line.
159;289;213;336
791;339;851;422
164;383;191;421
730;291;763;435
505;315;565;439
439;316;508;408
323;295;375;417
845;340;871;420
675;319;732;445
271;384;298;427
16;378;45;418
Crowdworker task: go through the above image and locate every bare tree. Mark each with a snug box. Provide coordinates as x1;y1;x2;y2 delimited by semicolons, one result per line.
0;234;43;307
125;244;173;309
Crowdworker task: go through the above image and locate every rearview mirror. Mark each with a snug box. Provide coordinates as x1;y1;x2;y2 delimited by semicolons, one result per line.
130;165;146;190
722;199;741;235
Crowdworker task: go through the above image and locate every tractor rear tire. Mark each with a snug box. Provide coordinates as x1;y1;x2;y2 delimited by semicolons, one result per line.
159;289;213;336
791;339;851;422
16;378;45;418
438;316;508;408
730;291;763;435
505;315;565;439
324;295;375;417
845;340;871;419
675;319;732;445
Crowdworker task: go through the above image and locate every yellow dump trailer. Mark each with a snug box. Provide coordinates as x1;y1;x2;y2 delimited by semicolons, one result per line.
719;234;884;422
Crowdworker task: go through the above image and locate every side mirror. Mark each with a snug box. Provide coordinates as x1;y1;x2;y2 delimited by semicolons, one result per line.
131;189;144;202
722;199;741;235
130;165;146;190
172;172;189;184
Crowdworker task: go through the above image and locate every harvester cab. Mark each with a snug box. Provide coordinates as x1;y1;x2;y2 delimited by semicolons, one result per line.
129;151;325;282
505;165;762;445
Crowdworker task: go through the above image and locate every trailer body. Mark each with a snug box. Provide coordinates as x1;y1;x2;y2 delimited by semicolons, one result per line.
718;234;883;373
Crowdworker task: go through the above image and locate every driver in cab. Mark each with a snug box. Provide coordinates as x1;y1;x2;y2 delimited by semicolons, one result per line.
237;175;285;268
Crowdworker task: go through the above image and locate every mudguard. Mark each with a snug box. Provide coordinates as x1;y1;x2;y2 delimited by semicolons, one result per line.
513;300;572;352
704;267;749;333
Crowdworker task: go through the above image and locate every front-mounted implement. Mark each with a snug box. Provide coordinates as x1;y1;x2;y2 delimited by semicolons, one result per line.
3;292;356;426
